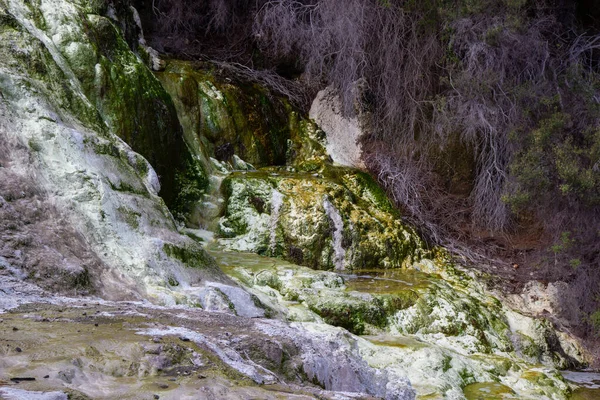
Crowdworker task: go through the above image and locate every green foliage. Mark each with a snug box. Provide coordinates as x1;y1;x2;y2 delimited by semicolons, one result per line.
554;134;600;201
569;258;581;269
588;310;600;335
484;25;503;47
550;231;574;255
504;0;526;10
507;108;600;214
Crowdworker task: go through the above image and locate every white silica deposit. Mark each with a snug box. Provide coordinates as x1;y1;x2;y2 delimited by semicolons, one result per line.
323;197;346;270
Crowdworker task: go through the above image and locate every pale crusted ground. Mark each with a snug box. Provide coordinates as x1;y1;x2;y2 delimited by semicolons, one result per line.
0;272;409;400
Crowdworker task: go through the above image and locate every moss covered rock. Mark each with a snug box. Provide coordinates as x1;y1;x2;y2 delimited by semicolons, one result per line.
0;0;221;304
211;248;577;398
152;59;427;270
6;0;208;215
156;60;292;169
217;168;425;271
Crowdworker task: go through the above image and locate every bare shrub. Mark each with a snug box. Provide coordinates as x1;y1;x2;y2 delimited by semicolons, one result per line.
253;0;440;124
436;16;554;231
146;0;259;62
150;0;203;35
210;60;311;110
255;0;374;106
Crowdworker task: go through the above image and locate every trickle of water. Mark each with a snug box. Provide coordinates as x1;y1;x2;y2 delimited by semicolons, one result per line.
269;190;284;255
323;198;345;270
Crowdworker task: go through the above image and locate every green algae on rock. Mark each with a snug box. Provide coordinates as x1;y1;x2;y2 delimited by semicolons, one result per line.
154;60;427;270
154;59;339;228
217;169;425;271
155;60;292;169
4;0;208;214
0;286;419;399
152;58;422;273
209;247;579;399
0;0;221;304
463;382;516;399
211;246;576;361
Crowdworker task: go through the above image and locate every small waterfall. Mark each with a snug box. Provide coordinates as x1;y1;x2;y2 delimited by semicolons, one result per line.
323;198;345;270
269;190;284;255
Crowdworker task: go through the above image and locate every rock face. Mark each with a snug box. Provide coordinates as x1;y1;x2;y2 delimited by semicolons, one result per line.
0;1;418;398
214;249;585;398
6;0;207;212
218;169;424;271
309;86;366;169
0;0;220;303
155;57;426;272
0;277;417;399
150;29;590;399
155;61;293;170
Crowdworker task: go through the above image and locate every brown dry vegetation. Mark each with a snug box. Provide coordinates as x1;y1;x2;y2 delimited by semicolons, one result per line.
132;0;600;338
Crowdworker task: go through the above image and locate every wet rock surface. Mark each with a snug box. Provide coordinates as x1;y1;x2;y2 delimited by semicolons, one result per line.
0;1;597;400
0;0;224;306
210;248;588;399
0;254;592;399
0;280;412;399
217;168;425;271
